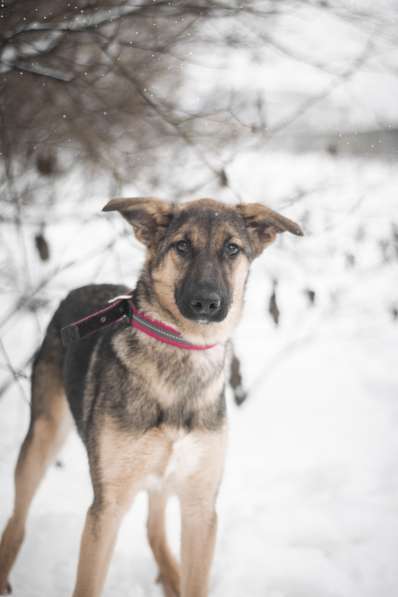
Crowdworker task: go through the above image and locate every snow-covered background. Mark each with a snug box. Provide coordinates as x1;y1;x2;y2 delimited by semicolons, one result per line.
1;2;398;596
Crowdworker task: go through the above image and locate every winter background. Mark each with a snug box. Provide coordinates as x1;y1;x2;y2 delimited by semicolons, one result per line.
1;1;398;596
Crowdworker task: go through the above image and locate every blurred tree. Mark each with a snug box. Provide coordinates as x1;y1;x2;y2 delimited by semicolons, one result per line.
0;0;284;214
1;0;391;217
1;0;187;206
1;0;397;402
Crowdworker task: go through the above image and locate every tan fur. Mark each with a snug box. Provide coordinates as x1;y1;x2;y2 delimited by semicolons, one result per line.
150;256;248;345
0;364;72;594
237;202;303;256
149;234;251;345
73;421;172;597
0;197;302;597
148;493;180;597
73;418;226;597
178;427;226;597
103;197;172;249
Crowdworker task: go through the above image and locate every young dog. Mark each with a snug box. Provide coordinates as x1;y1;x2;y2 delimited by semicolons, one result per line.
0;197;302;597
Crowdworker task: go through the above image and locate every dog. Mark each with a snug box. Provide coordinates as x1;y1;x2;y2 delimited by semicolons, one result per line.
0;197;302;597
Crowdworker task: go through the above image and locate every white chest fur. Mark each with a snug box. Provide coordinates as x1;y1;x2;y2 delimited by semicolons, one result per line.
143;432;203;493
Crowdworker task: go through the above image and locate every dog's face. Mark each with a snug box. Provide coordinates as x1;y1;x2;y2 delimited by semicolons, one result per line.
103;197;302;342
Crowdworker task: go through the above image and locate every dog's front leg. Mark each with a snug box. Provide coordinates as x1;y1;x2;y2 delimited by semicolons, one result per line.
178;429;226;597
180;498;217;597
72;495;130;597
72;422;169;597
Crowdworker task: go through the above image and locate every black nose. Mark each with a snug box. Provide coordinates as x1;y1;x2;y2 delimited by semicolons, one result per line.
190;291;221;318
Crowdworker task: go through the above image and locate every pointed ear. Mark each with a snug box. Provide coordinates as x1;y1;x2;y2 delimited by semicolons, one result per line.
102;197;173;247
237;202;303;257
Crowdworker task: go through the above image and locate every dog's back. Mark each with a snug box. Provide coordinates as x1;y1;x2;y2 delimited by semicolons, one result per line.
33;284;129;432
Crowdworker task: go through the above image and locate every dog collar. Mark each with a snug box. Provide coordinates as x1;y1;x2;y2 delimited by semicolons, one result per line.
61;294;217;351
129;304;216;351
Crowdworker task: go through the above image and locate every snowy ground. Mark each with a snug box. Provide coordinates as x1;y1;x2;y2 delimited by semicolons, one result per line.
1;152;398;596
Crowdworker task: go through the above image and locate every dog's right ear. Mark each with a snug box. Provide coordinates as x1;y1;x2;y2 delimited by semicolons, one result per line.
102;197;173;247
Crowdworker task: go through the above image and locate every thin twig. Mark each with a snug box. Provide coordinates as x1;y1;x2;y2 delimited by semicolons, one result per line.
0;338;30;404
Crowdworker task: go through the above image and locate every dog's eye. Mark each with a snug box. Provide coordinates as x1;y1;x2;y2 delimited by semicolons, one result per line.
225;243;240;257
175;240;190;255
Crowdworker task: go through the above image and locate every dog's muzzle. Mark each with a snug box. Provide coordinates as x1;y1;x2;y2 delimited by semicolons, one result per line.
176;284;229;323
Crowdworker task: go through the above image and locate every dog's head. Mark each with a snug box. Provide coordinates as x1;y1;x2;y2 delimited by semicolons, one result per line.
103;197;303;342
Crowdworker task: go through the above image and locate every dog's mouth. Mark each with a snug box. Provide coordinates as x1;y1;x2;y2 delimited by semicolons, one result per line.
178;310;229;325
196;318;211;325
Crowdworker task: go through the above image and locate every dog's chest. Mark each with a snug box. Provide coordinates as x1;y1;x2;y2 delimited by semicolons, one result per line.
142;431;203;492
144;343;225;406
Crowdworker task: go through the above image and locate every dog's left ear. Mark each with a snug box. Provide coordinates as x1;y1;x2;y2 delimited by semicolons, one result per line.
237;202;303;257
102;197;173;247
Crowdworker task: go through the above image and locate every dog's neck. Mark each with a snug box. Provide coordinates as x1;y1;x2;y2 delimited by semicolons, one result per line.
132;276;178;328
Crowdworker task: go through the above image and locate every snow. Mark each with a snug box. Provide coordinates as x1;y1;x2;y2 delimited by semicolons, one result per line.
180;3;398;133
1;151;398;596
2;1;398;593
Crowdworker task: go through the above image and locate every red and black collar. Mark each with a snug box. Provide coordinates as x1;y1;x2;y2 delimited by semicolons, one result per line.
61;294;217;351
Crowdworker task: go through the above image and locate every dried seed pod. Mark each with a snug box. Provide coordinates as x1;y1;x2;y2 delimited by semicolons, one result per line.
34;232;50;261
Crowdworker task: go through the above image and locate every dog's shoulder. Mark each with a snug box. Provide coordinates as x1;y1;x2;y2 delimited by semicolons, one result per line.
53;284;130;431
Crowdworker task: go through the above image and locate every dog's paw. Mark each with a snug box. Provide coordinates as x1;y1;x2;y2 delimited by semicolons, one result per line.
155;573;180;597
0;581;12;595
